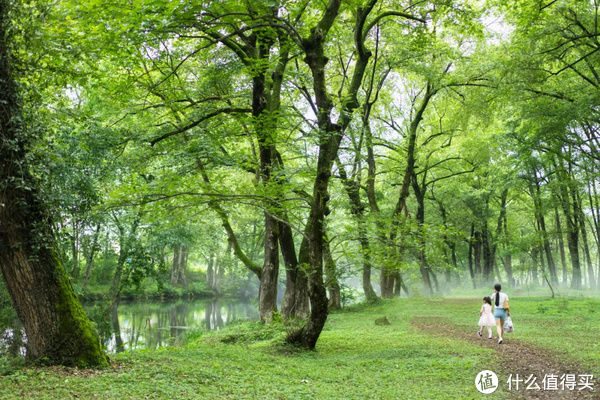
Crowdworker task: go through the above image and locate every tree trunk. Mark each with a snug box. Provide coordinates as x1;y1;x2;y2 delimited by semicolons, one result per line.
585;170;600;289
553;158;582;289
71;218;80;280
82;223;101;290
287;0;378;348
206;252;214;291
411;171;433;295
575;194;595;289
215;261;224;296
258;213;279;322
337;159;377;300
529;175;558;284
554;206;568;286
171;245;181;285
287;0;342;348
180;246;189;289
531;247;539;285
279;220;309;319
0;3;107;365
171;245;188;288
110;211;141;298
437;199;458;284
481;219;493;283
385;83;435;298
538;243;546;285
468;224;476;288
501;206;515;286
323;234;341;309
473;229;482;282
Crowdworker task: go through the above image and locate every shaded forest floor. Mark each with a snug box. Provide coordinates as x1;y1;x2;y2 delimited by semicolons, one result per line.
1;296;599;399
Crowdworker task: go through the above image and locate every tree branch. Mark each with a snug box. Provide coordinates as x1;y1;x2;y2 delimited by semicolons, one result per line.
150;107;251;145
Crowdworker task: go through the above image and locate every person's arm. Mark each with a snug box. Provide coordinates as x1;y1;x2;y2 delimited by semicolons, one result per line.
480;304;484;315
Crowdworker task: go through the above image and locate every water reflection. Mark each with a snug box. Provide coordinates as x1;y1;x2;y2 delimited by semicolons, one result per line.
0;317;26;357
0;298;258;357
101;299;258;353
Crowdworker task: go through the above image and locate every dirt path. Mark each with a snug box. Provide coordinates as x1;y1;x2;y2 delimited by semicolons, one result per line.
411;317;599;399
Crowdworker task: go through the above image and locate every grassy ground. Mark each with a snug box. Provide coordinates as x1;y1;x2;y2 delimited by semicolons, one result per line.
0;294;598;399
423;293;600;376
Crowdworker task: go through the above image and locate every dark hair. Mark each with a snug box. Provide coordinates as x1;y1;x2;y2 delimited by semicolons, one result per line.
483;296;492;305
494;283;501;306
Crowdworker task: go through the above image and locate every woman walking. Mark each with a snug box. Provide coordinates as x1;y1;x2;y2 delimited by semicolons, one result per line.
491;283;510;344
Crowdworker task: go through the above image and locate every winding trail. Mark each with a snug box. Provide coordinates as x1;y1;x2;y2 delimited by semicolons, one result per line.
411;316;599;400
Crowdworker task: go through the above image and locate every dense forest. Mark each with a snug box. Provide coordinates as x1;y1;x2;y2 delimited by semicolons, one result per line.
1;0;600;370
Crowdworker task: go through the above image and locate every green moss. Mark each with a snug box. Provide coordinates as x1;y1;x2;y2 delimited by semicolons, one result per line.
50;252;108;368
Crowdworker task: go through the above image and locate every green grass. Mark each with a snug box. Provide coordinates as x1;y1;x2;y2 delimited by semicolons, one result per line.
1;295;598;399
426;294;600;375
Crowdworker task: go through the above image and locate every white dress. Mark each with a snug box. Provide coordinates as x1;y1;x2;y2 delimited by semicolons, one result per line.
478;303;495;327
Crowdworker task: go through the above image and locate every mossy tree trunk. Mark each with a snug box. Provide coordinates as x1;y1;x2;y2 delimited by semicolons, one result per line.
0;1;107;367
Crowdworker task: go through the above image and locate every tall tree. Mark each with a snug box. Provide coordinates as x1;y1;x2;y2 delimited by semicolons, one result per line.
0;0;107;367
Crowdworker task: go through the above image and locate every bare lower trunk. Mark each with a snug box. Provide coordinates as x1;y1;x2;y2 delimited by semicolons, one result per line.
171;245;181;285
258;213;279;322
531;177;558;284
323;234;341;310
468;224;476;288
531;247;539;285
337;159;377;301
576;196;595;289
380;267;396;298
280;220;309;319
206;253;214;291
71;219;80;280
171;245;188;288
554;206;568;285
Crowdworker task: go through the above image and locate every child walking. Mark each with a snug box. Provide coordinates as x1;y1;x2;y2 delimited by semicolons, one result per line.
478;296;495;339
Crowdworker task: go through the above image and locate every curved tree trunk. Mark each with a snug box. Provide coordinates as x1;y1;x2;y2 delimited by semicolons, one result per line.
0;3;107;366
